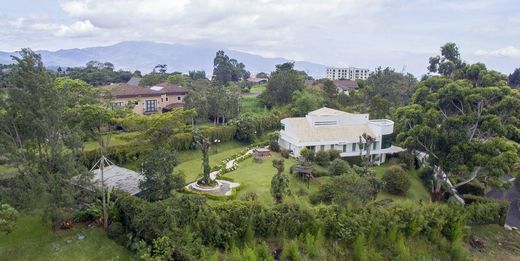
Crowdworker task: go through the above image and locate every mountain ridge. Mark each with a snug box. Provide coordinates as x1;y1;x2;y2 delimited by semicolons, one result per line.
0;41;327;77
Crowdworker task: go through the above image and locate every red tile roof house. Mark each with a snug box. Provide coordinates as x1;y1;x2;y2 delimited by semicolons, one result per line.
103;82;189;115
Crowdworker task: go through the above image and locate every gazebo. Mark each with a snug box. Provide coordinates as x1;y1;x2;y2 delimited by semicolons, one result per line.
255;148;271;158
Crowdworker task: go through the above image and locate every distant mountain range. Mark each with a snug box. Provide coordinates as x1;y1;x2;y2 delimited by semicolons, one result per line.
0;41;327;78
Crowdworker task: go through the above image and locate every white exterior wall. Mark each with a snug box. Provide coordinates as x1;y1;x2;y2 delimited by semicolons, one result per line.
279;111;395;164
326;67;370;80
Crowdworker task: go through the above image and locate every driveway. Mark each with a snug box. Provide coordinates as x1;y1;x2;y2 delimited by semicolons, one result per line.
486;187;520;228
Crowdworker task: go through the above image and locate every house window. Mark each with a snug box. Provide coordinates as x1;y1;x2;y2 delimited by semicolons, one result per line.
320;145;325;151
145;100;157;112
342;144;346;152
372;142;377;150
161;98;163;102
310;146;316;152
331;144;335;150
352;143;356;152
112;102;123;108
280;123;285;130
177;96;181;101
166;97;169;101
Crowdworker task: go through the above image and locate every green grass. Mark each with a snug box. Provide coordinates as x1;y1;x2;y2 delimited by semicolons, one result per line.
467;225;520;261
250;84;266;94
0;214;132;260
371;164;431;202
83;132;140;151
240;96;265;113
225;153;326;206
0;164;17;180
176;140;248;182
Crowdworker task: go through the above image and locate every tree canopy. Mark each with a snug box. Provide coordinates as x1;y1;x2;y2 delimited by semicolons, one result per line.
395;43;520;194
212;51;250;85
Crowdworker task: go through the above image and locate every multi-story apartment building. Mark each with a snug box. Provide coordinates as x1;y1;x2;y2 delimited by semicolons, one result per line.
326;67;370;80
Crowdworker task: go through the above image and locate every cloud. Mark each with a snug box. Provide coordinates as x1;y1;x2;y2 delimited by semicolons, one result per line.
475;46;520;57
55;20;97;37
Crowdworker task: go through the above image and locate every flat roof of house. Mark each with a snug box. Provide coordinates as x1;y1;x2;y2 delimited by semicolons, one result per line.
102;82;189;99
282;117;374;143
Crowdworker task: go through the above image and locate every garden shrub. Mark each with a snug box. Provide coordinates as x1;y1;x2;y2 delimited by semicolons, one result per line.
269;140;280;152
456;180;485;196
315;151;330;167
418;167;434;189
107;221;124;240
328;158;350;176
328;150;341;161
382;165;411;195
280;149;290;159
312;169;329;177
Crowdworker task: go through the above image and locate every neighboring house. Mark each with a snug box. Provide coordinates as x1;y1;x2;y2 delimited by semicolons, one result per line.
279;107;404;164
246;77;268;84
326;67;370;80
103;82;189;115
305;79;359;95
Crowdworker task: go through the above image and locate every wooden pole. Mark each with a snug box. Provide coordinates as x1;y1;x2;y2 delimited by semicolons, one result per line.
100;155;108;230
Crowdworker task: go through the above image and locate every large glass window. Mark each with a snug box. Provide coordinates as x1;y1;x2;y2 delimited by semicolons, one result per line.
343;144;347;152
382;134;392;149
352;143;356;152
145;100;157;112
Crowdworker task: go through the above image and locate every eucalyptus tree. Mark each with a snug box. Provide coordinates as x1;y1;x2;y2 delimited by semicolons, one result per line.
395;54;519;199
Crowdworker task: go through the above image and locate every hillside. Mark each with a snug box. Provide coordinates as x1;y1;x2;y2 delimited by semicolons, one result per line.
0;41;327;77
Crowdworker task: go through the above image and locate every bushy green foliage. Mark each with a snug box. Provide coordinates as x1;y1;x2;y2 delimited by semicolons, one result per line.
317;175;378;206
271;159;290;203
328;158;351;176
382;165;411;195
315;151;330;166
457;180;485;196
0;203;18;234
107;221;124;239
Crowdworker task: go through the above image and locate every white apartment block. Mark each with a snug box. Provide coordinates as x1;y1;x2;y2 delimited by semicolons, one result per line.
326;67;370;80
278;107;404;164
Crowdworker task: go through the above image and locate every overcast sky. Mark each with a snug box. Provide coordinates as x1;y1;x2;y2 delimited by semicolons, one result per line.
0;0;519;76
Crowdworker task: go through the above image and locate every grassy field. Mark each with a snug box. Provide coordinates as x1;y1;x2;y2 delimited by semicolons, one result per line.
0;164;17;180
176;140;248;182
249;84;266;94
0;214;132;260
467;225;520;260
240;96;265;113
371;164;431;202
225;153;327;206
83;132;140;151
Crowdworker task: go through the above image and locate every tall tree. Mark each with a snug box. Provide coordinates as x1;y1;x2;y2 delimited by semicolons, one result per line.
188;70;206;80
270;159;290;203
139;146;184;201
509;68;520;88
0;49;88;222
212;51;250;85
261;62;305;106
395;48;519;199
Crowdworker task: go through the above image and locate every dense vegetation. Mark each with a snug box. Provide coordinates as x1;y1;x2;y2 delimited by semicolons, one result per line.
0;43;518;260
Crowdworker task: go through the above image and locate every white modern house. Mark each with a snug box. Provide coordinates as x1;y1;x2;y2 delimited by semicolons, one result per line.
278;107;404;164
326;67;370;80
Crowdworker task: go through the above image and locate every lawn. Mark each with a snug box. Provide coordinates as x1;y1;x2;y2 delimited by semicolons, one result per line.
240;96;265;113
371;164;431;202
83;132;140;151
250;84;266;94
0;214;132;260
224;153;327;206
176;140;248;182
467;224;520;261
0;164;17;180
